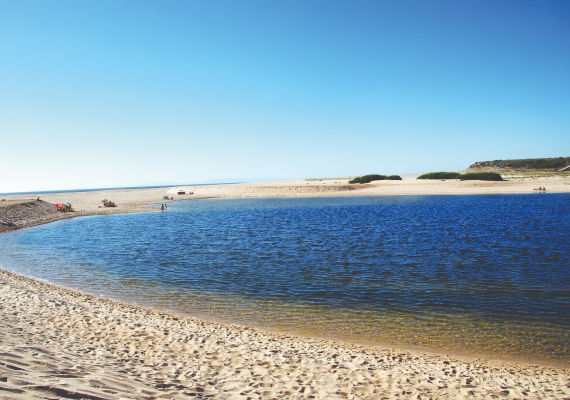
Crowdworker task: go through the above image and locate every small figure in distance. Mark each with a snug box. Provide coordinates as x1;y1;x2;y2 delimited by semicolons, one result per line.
165;204;168;211
37;197;40;201
161;204;164;211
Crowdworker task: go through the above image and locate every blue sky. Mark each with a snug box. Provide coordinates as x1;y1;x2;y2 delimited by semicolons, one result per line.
1;0;569;192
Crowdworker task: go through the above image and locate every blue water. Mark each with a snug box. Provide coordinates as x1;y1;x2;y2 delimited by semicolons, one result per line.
1;194;569;365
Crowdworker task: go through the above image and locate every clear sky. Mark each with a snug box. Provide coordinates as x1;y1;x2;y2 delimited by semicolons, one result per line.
1;0;569;192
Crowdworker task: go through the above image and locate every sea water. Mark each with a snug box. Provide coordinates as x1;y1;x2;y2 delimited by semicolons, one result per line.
1;194;569;365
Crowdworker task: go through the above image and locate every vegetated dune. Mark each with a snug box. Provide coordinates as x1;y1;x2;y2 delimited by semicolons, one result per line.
469;157;570;171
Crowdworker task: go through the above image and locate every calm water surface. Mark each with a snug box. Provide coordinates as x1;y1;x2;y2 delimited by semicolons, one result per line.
1;194;569;365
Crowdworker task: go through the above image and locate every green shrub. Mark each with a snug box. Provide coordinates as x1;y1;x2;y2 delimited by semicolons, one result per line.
417;172;462;180
460;172;503;181
349;174;385;184
349;174;403;184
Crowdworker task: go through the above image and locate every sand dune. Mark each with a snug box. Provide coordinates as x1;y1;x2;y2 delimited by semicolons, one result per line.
1;269;569;399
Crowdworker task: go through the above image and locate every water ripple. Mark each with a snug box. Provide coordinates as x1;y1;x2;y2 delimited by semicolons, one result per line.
1;194;569;365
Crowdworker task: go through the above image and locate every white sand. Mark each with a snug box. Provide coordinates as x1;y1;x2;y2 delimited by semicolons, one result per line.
2;176;568;212
166;176;570;199
1;269;569;399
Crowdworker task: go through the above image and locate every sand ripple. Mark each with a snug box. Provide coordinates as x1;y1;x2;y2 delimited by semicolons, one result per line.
1;269;569;399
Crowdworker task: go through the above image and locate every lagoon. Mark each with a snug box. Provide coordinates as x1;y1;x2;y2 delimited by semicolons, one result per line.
1;194;569;365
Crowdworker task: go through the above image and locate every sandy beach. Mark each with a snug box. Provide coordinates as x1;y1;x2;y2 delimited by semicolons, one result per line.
2;269;569;399
2;175;569;232
1;176;570;398
3;174;570;214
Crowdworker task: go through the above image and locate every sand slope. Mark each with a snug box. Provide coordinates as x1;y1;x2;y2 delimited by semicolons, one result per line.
0;200;74;233
1;269;569;399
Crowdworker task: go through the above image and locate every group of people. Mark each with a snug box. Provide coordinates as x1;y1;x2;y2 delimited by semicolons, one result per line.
160;204;168;211
534;187;547;191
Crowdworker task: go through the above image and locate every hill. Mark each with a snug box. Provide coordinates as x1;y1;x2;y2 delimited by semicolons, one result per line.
469;157;570;171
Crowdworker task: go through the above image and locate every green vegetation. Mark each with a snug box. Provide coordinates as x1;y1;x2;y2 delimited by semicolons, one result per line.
349;174;402;184
417;171;503;181
417;172;461;180
470;157;570;170
349;174;384;184
460;172;503;181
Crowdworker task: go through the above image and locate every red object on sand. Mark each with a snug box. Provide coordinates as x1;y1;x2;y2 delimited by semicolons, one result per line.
53;203;72;211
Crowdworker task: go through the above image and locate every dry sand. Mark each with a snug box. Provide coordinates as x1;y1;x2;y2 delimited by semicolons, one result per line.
2;269;569;399
1;176;570;398
166;175;570;199
2;175;568;216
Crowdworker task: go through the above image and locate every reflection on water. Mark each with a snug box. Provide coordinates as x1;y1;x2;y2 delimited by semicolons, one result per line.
1;194;569;365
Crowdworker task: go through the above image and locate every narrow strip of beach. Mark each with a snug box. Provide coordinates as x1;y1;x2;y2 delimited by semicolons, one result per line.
1;178;570;399
2;175;569;231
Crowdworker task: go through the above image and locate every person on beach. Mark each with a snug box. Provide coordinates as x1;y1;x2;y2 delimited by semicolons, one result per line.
161;204;164;211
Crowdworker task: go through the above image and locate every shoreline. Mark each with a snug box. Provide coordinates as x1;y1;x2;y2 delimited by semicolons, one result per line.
5;264;568;371
2;175;569;232
1;268;569;399
1;179;570;397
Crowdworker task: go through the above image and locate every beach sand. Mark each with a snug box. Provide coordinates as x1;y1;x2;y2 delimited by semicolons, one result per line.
1;269;569;399
167;174;570;198
1;176;570;398
3;174;570;213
